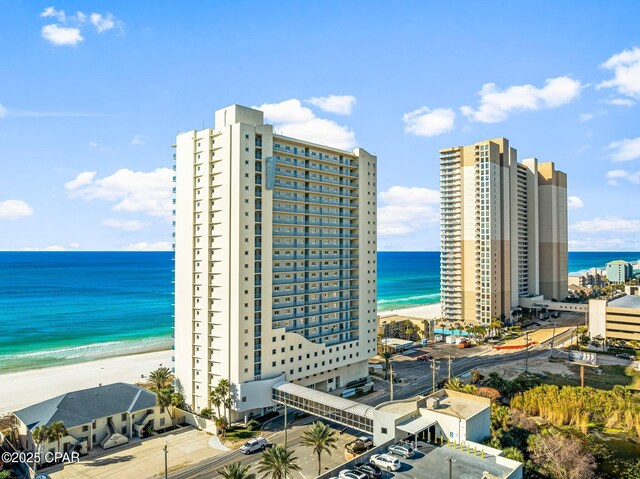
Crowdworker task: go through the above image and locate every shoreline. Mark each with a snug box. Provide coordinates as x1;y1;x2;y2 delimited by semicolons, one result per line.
0;349;172;414
378;302;442;320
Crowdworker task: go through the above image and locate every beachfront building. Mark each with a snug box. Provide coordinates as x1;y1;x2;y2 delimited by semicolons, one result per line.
13;383;172;467
589;295;640;344
173;105;377;419
606;260;633;284
440;138;568;324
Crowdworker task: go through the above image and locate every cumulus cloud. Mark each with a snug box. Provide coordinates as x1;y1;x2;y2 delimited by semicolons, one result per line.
378;186;440;236
66;168;173;217
41;24;83;46
65;171;96;190
571;217;640;233
131;134;150;145
597;46;640;100
102;219;148;231
606;137;640;162
603;97;635;106
256;99;356;150
567;196;584;208
606;169;640;186
90;13;116;32
0;200;34;220
403;107;456;137
123;241;172;251
40;6;66;21
20;245;66;251
461;76;582;123
306;95;356;115
0;104;6;118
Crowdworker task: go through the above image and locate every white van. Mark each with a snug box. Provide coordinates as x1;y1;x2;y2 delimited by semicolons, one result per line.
240;437;268;454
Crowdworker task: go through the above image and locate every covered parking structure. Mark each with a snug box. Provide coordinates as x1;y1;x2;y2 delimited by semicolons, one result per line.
272;381;373;433
396;415;436;449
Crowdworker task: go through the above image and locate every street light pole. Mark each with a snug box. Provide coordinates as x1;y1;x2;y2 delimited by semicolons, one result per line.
164;441;168;479
525;331;529;374
284;404;288;447
390;364;394;401
445;456;455;479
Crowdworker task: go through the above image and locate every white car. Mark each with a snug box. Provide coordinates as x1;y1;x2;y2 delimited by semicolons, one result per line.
239;437;267;454
388;444;415;458
369;453;401;471
339;470;368;479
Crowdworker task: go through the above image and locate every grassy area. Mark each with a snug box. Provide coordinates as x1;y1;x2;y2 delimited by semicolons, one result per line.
224;426;261;440
540;364;640;390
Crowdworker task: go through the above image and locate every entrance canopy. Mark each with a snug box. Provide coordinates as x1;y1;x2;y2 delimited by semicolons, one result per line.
397;416;436;435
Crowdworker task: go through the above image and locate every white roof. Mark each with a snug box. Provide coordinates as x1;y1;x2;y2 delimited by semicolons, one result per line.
397;416;436;434
273;381;374;419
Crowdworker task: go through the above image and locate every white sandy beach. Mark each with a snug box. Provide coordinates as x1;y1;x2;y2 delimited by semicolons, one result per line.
378;302;442;320
0;350;172;415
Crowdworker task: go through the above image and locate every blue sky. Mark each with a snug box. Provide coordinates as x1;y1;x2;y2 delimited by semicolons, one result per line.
1;1;639;251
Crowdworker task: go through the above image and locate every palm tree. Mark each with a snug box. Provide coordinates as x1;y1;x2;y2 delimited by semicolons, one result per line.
210;388;223;418
215;415;229;437
32;425;49;469
382;351;393;380
301;421;338;477
444;377;464;392
149;366;173;391
258;444;301;479
219;462;256;479
47;421;67;456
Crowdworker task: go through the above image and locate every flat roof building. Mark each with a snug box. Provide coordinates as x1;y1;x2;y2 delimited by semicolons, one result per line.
606;260;633;284
174;105;378;420
589;295;640;343
439;138;568;324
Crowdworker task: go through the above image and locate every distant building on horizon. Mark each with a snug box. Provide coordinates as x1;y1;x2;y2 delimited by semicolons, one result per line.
173;105;377;419
606;260;633;284
439;138;568;324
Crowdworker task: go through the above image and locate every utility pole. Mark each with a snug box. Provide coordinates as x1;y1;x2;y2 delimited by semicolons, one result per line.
431;359;438;393
549;323;556;359
448;356;452;380
163;441;168;479
284;404;288;447
524;331;529;374
390;364;394;401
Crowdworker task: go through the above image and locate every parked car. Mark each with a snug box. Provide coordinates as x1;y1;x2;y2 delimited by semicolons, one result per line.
616;353;633;360
354;463;382;479
416;354;432;361
345;436;374;453
388;444;415;458
338;470;368;479
370;454;401;471
239;437;267;454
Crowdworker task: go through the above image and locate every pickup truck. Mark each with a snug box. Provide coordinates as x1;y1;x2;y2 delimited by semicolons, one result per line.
346;436;374;454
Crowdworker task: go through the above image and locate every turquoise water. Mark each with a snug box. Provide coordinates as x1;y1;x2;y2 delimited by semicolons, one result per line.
0;251;638;373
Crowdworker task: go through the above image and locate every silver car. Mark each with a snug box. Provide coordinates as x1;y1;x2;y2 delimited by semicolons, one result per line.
388;444;415;458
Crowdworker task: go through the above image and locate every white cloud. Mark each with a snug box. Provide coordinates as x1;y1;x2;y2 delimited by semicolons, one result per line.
579;113;595;122
0;200;34;220
306;95;356;115
403;107;456;137
102;219;148;231
568;238;633;252
378;186;439;236
461;76;582;123
603;97;635;106
0;104;6;118
606;169;640;186
66;168;173;217
40;6;66;21
597;46;640;100
256;99;356;150
65;171;96;190
123;241;172;251
20;245;66;251
69;242;81;249
571;217;640;233
41;24;83;46
131;134;150;145
567;196;584;208
606;137;640;162
90;13;116;33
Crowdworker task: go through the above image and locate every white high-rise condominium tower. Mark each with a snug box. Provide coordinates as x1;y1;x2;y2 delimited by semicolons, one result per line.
440;138;567;324
174;105;377;419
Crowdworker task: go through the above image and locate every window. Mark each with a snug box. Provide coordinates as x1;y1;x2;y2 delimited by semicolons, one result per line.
381;427;388;434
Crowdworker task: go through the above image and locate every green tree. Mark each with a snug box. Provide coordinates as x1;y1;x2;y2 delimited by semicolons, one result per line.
301;422;338;477
47;421;67;455
501;447;524;463
219;462;256;479
258;444;301;479
32;425;49;468
382;351;393;380
215;415;229;437
199;407;214;419
444;377;464;391
149;367;173;391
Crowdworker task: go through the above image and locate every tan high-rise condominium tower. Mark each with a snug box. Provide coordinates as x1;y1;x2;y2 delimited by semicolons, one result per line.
440;138;567;325
174;105;377;419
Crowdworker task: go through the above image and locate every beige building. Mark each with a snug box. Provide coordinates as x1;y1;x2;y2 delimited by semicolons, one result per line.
589;295;640;343
440;138;567;324
174;105;378;419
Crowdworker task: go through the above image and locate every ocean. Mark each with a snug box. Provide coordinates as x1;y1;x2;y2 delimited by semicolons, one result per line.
0;251;638;374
